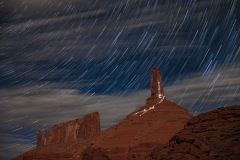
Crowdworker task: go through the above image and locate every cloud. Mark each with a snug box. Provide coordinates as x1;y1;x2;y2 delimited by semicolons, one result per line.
1;64;239;128
0;133;34;159
0;85;147;128
1;0;92;21
1;9;107;35
165;64;240;114
1;0;237;66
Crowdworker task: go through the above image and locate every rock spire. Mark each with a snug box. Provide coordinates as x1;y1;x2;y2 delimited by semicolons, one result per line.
146;67;165;105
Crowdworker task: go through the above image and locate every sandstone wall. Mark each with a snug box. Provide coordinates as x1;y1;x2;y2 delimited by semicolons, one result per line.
39;112;100;145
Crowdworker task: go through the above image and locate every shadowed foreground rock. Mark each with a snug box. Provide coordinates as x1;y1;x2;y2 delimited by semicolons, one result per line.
146;105;240;160
82;147;110;160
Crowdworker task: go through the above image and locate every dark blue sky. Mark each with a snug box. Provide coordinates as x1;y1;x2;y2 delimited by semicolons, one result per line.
0;0;239;159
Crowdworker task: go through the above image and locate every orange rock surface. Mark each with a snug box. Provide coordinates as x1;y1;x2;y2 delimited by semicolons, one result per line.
15;112;101;160
146;105;240;160
42;112;100;145
89;99;192;159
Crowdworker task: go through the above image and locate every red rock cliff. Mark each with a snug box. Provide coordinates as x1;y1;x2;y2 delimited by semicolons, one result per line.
15;112;101;160
41;112;100;145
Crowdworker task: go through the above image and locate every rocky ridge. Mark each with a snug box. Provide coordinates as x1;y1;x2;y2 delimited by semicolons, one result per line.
42;112;100;146
87;98;192;159
146;105;240;160
15;112;101;159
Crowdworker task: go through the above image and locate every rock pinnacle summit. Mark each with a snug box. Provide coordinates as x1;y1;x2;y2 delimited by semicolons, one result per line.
146;67;165;105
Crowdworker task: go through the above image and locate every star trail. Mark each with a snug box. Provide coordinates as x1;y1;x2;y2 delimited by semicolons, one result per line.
0;0;239;159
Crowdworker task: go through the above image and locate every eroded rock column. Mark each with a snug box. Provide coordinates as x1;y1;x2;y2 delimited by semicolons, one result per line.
146;67;165;105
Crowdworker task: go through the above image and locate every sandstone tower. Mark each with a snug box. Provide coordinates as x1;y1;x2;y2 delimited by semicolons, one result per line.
146;67;164;105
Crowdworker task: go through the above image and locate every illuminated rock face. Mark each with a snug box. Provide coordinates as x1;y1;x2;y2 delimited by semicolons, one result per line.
40;112;100;145
146;67;164;105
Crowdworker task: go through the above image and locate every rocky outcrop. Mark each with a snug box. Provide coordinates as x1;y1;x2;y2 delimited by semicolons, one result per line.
127;142;163;160
15;112;100;159
42;112;100;145
146;67;165;105
89;98;192;159
146;105;240;160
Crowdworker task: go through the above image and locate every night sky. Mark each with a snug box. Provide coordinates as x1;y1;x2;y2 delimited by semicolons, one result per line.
0;0;239;159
